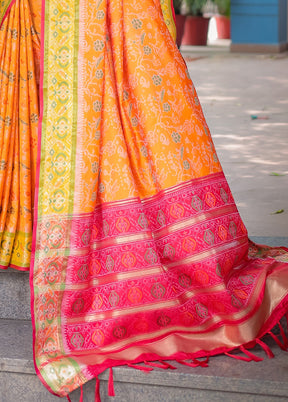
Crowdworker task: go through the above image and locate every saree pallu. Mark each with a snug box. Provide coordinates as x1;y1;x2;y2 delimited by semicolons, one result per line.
1;0;288;399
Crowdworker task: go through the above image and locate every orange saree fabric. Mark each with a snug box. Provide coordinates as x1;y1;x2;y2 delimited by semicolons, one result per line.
0;0;40;269
1;0;288;400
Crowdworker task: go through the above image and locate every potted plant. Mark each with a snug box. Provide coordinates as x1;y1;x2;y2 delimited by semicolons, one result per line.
173;0;186;47
181;0;211;46
211;0;230;39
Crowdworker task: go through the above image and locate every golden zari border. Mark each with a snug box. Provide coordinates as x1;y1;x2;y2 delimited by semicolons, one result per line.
64;264;288;366
153;205;238;239
66;282;226;324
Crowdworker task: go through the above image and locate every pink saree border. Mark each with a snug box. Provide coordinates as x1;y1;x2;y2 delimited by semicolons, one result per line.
64;289;288;382
0;0;16;28
0;264;29;271
171;0;176;24
69;265;288;370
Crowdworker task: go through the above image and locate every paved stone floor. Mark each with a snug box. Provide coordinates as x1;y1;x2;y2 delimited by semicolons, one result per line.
182;44;288;237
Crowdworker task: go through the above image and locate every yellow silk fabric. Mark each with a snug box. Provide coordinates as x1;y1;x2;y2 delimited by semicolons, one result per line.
0;0;13;27
160;0;176;41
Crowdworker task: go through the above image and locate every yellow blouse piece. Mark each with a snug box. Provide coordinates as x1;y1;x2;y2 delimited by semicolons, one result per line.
160;0;176;41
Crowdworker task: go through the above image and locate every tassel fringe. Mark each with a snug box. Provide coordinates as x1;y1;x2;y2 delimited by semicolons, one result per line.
108;367;115;397
95;377;101;402
239;346;263;362
163;361;177;370
268;331;287;351
144;360;177;370
86;320;287;401
127;363;153;372
192;357;209;367
256;338;274;358
225;351;252;361
278;322;288;349
176;357;209;368
79;384;83;402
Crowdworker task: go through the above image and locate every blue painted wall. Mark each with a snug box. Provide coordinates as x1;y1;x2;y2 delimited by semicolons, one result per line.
231;0;288;45
279;0;288;42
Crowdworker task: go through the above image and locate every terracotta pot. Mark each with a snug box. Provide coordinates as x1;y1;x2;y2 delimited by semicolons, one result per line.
215;15;231;39
175;14;186;48
181;16;210;46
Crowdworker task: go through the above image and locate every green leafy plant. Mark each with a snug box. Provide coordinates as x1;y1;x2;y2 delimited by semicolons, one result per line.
173;0;184;14
183;0;208;16
211;0;230;17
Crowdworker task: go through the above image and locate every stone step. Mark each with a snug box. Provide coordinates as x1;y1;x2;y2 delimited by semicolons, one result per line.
0;319;288;401
0;237;287;321
0;270;30;320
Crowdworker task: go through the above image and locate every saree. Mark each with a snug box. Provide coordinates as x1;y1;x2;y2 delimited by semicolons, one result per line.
1;0;288;399
0;0;40;269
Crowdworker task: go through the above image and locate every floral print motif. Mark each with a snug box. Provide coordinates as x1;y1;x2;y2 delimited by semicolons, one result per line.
0;0;40;269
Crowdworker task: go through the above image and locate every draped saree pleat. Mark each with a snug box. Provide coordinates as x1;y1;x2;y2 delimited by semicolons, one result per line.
0;0;287;399
0;0;40;269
